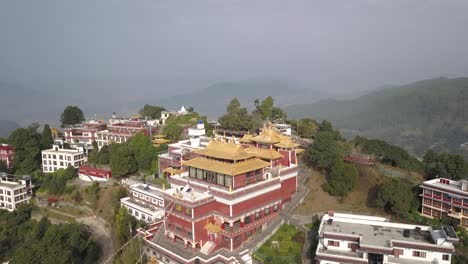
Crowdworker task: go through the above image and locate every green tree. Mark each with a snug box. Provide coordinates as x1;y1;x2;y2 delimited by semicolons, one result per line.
98;145;110;164
117;238;145;264
139;104;165;119
326;158;359;196
88;141;99;165
292;118;318;138
129;133;158;172
0;160;6;172
109;144;138;177
60;106;85;127
40;124;54;150
218;98;258;131
423;150;468;180
162;122;183;142
113;207;137;248
375;178;414;216
8;124;42;174
304;132;348;170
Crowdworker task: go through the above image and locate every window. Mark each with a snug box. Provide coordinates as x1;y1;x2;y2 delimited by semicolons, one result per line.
442;254;449;261
433;191;441;197
255;211;261;219
187;231;192;237
225;175;233;187
244;215;252;224
234;235;241;242
264;208;270;215
217;173;225;185
196;168;203;179
223;236;230;242
175;204;182;211
176;227;183;234
44;160;47;165
412;251;426;258
59;155;63;160
273;204;279;212
185;208;191;216
327;240;339;247
43;154;46;158
189;167;196;178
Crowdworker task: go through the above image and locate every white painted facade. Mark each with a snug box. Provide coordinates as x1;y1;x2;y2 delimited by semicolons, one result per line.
41;144;86;172
0;174;32;211
120;183;165;223
316;212;455;264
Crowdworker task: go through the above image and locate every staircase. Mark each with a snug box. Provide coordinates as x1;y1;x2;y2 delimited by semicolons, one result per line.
200;241;216;255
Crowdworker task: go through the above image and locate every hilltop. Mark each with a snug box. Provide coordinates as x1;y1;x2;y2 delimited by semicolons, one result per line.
286;77;468;156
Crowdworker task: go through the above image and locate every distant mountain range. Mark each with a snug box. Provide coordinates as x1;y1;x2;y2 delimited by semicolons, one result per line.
286;77;468;156
153;78;330;118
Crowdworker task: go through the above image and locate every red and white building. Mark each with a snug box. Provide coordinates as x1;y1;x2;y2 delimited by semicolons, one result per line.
0;144;15;168
420;178;468;228
316;212;456;264
135;127;299;263
64;120;107;148
96;119;158;149
78;166;112;182
121;183;165;223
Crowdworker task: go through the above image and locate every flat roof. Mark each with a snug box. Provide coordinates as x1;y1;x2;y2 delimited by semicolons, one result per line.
422;178;467;196
322;220;431;247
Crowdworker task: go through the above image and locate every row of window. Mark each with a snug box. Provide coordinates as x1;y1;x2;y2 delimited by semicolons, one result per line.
132;191;164;207
126;207;153;222
424;189;468;204
42;154;83;161
327;240;450;261
188;167;234;187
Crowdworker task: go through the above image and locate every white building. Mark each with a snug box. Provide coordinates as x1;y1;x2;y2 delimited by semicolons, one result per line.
121;183;165;223
316;212;457;264
0;173;33;211
41;143;86;173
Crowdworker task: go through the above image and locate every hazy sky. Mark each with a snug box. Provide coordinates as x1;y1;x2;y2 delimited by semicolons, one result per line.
1;0;468;94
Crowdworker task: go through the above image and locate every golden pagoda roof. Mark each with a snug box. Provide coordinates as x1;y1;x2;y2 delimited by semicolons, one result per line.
153;134;167;139
205;222;222;233
183;157;270;176
275;136;300;148
195;140;253;161
250;127;282;144
239;133;254;143
244;147;283;160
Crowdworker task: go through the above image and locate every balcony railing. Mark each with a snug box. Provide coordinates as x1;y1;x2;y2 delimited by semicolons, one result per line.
448;211;462;219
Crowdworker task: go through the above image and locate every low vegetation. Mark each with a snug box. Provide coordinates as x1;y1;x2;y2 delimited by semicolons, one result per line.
253;224;304;264
0;205;100;263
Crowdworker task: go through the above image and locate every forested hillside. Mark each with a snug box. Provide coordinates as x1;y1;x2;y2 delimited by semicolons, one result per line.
286;77;468;156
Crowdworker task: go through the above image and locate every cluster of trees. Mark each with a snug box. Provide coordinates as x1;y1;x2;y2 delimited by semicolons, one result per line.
304;121;357;197
139;104;166;119
354;136;423;172
162;112;212;141
288;118;318;139
218;96;287;132
0;205;100;263
89;133;167;177
40;167;76;195
7;123;54;174
60;106;85;128
374;178;416;216
423;150;468;180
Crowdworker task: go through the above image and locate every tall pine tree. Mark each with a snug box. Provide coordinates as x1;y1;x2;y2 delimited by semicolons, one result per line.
41;124;54;150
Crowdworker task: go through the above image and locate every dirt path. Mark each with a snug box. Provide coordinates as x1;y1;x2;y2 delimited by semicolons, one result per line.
77;216;114;264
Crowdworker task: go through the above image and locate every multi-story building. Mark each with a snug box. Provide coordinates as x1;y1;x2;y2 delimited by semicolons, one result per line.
159;121;209;178
41;143;87;172
315;212;457;264
0;173;33;211
64;120;107;148
121;183;165;223
0;144;15;168
135;127;299;263
420;178;468;228
96;119;157;149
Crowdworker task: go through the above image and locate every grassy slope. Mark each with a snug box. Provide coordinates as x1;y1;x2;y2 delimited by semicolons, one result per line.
286;77;468;155
294;164;421;216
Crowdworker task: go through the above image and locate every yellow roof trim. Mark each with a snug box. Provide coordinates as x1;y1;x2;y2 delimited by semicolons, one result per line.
183;157;270;176
195;140;253;161
244;147;283;160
